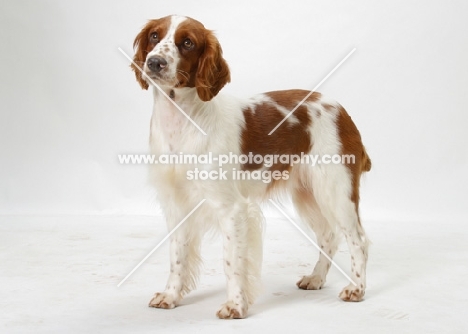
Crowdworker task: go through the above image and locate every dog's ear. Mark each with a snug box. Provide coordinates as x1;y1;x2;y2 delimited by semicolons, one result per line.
131;23;152;90
195;31;231;102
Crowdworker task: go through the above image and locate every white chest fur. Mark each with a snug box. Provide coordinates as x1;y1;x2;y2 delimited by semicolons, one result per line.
159;97;184;152
150;89;193;154
149;88;246;159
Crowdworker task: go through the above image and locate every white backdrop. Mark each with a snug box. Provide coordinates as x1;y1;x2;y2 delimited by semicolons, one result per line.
1;0;467;222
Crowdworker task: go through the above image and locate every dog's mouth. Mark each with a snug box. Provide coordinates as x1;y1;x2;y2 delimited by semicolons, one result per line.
143;68;190;88
143;68;167;82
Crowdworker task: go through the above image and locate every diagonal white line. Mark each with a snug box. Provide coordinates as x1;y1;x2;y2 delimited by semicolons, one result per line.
268;48;356;135
117;199;206;287
118;47;207;136
268;199;357;287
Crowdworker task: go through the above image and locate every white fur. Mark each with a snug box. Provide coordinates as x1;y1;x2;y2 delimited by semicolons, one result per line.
147;87;264;318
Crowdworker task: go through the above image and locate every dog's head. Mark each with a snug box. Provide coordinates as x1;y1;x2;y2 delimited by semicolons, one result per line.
132;15;231;101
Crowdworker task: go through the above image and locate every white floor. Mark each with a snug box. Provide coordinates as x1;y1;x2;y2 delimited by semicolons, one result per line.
1;215;467;333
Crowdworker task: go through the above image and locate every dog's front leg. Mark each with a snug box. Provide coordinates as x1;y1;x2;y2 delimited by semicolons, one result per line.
149;225;201;309
216;202;263;319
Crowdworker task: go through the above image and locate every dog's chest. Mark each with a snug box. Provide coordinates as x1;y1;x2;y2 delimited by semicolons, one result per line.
151;97;188;153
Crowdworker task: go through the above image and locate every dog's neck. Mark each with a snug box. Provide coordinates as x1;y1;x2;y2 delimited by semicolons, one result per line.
150;86;209;154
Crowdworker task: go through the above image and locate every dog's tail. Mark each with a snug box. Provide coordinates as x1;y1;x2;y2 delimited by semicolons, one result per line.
361;147;372;173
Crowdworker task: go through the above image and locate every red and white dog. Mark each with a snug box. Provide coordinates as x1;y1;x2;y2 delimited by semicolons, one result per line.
131;15;371;319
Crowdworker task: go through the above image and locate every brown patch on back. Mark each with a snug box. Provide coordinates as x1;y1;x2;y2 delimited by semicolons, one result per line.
264;90;321;110
241;90;317;174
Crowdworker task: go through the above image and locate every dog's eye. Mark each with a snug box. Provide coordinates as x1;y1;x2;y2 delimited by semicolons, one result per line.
182;38;194;50
150;32;159;44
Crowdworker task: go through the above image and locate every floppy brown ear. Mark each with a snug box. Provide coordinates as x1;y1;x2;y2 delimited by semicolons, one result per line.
131;24;151;90
195;31;231;101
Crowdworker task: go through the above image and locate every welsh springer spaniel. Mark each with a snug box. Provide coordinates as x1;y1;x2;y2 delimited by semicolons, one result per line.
131;15;371;319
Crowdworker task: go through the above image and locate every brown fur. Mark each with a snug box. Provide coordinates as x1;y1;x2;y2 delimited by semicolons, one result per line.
240;90;317;172
334;105;371;208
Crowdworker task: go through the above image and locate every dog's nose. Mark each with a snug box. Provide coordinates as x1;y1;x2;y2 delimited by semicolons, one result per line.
147;56;167;73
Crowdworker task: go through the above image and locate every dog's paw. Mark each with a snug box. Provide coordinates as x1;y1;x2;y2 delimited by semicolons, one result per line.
339;284;365;302
148;292;177;309
296;275;324;290
216;301;247;319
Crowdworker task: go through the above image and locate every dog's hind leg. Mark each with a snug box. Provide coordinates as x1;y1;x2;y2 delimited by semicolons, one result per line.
293;188;340;290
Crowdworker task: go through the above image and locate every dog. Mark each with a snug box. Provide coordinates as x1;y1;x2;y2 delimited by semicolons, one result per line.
130;15;371;319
